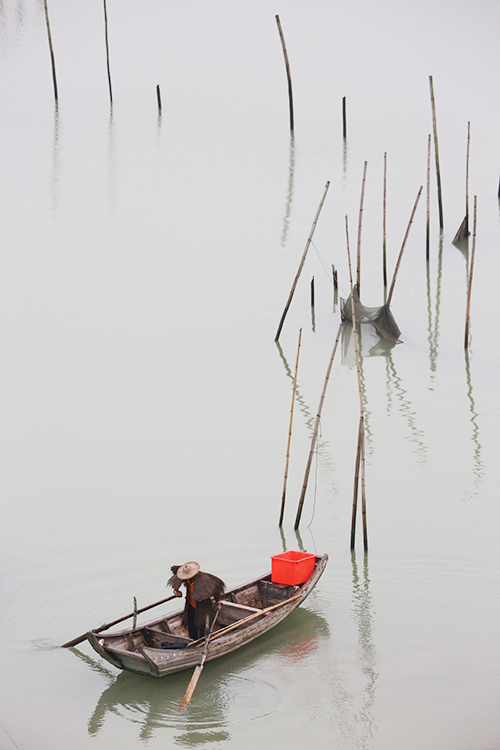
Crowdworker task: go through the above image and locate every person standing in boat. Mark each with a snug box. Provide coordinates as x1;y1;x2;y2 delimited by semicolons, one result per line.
168;561;225;640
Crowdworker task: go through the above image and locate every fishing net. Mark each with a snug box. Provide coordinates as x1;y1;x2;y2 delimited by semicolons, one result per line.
341;287;401;343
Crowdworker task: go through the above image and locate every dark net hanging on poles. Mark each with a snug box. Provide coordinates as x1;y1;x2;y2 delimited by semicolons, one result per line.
340;287;401;343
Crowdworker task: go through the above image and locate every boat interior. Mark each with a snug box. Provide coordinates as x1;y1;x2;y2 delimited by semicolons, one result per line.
103;574;300;653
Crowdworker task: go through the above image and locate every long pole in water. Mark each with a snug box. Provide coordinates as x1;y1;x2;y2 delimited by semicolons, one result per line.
429;76;444;230
464;196;477;350
342;96;347;139
43;0;58;103
356;161;368;293
383;152;387;300
279;328;302;527
346;216;367;552
426;134;431;261
275;15;294;132
275;181;330;342
294;322;343;530
103;0;113;104
387;186;423;306
156;85;162;115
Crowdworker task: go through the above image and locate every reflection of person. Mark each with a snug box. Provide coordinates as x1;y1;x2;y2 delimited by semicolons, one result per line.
168;561;225;640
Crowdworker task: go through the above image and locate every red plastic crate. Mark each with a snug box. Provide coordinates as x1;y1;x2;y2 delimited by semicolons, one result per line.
270;550;316;585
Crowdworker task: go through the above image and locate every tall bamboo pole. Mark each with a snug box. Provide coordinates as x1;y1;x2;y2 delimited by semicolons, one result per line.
156;85;162;115
464;196;477;350
429;76;443;230
346;216;367;552
275;15;294;132
383;152;387;300
356;161;368;293
426;134;431;261
342;96;347;139
43;0;58;103
387;186;423;306
275;181;330;342
103;0;113;105
294;322;343;530
279;328;302;527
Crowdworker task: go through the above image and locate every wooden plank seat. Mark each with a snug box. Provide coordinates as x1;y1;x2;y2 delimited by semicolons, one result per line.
218;600;261;628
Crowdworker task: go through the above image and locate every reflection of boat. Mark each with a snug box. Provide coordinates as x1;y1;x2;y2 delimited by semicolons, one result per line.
86;554;328;678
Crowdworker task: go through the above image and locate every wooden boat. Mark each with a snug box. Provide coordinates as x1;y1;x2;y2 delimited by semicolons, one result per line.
86;553;328;678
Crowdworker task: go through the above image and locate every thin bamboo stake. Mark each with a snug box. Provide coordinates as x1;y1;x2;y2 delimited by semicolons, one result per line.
429;76;444;230
345;216;367;552
275;15;294;132
275;181;330;342
342;96;347;139
383;152;387;300
350;415;363;549
387;186;423;306
132;597;138;629
279;328;302;527
464;196;477;349
103;0;113;105
426;134;431;261
294;322;343;530
156;85;162;115
453;122;471;244
43;0;58;103
356;161;368;293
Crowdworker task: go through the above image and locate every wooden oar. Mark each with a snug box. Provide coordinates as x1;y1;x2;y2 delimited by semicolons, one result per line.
178;609;221;710
61;593;178;648
187;592;302;649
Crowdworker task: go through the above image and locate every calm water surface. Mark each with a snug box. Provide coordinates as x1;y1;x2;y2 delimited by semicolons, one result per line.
1;1;500;748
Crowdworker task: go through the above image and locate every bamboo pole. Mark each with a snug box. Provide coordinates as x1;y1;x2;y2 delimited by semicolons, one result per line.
383;152;387;300
275;181;330;342
178;610;220;710
294;322;343;530
356;161;368;293
429;76;444;230
43;0;58;103
426;134;431;261
103;0;113;105
350;415;363;549
387;186;423;306
132;597;138;629
342;96;347;139
345;216;367;552
464;196;477;350
156;85;162;115
279;328;302;527
61;593;178;648
453;122;471;244
275;15;294;132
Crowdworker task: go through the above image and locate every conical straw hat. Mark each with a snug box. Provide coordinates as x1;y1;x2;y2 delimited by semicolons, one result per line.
177;561;200;580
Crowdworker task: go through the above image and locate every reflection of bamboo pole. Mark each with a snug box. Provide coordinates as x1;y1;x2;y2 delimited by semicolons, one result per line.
426;134;431;261
387;186;423;306
294;322;343;530
429;76;443;229
275;181;330;342
464;196;477;350
356;161;368;293
346;216;367;551
279;328;302;527
383;153;387;299
103;0;113;105
43;0;58;103
275;15;294;132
